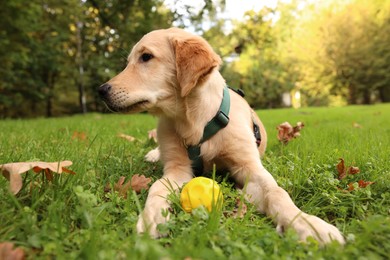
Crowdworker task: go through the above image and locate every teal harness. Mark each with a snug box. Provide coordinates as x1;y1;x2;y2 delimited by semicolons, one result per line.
187;86;261;176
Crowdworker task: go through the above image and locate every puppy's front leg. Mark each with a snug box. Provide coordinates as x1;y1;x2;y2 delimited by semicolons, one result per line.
136;170;191;237
233;158;345;245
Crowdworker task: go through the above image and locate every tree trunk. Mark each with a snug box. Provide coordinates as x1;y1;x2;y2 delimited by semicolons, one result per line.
362;89;371;104
76;21;87;113
45;71;56;117
46;96;52;117
348;84;358;104
378;86;390;102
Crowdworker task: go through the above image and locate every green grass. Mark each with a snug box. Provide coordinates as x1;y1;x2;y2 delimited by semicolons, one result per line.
0;104;389;259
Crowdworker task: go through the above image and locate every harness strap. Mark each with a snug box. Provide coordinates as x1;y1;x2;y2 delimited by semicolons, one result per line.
187;86;230;175
200;87;230;142
186;86;261;176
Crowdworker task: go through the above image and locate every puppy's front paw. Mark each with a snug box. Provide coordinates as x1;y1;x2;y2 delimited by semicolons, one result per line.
144;147;160;163
136;201;170;238
278;213;345;245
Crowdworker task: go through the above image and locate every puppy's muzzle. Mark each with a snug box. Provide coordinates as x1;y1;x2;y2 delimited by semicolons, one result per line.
98;83;112;100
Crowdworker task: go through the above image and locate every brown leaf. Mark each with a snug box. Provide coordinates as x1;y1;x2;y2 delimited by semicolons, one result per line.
337;158;347;180
337;158;360;180
346;180;374;191
358;180;375;188
352;122;362;128
1;161;74;194
276;122;292;144
105;174;152;199
104;176;132;198
276;121;304;144
131;174;152;193
223;197;248;218
148;129;158;143
72;131;87;141
0;242;25;260
115;176;132;198
348;166;360;175
293;121;305;134
347;182;355;191
232;198;247;218
117;133;136;142
104;182;111;193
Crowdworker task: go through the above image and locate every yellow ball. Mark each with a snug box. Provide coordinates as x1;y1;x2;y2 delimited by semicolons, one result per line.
180;177;223;213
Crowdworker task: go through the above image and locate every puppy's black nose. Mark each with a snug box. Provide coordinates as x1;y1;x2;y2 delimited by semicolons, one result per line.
98;83;112;98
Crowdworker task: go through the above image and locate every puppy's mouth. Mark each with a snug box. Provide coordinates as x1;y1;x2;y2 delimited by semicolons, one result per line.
104;100;150;113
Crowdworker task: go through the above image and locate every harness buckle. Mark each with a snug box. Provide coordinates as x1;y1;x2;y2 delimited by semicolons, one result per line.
253;122;261;147
215;110;229;127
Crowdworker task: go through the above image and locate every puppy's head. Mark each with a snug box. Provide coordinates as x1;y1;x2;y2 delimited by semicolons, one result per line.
98;28;221;114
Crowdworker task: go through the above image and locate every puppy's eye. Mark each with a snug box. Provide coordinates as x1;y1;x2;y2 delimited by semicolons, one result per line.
141;53;153;62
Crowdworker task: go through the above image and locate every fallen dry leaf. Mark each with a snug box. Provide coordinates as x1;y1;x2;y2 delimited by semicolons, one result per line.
223;197;248;219
347;180;375;191
352;122;362;128
1;161;75;194
276;121;304;144
336;158;374;192
105;174;152;198
232;198;247;218
117;133;136;142
358;179;375;188
72;131;87;141
131;174;152;193
0;242;25;260
104;176;130;198
336;158;347;180
347;182;355;191
348;166;360;175
148;129;158;143
337;158;360;180
114;176;132;198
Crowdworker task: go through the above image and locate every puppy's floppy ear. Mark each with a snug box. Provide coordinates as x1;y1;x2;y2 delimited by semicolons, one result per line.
172;37;222;97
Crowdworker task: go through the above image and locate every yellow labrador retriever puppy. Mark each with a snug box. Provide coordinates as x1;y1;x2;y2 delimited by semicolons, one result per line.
98;28;345;245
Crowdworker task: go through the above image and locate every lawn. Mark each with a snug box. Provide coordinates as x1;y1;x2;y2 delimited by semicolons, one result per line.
0;104;389;259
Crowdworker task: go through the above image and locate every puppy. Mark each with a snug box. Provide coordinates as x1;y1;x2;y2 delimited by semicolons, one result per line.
98;28;345;245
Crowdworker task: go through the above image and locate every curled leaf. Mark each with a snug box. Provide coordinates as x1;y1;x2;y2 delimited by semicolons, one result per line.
347;180;374;191
148;129;158;143
223;197;248;219
337;158;360;179
105;174;152;198
72;131;87;141
276;121;304;144
1;161;74;194
358;180;374;188
232;198;247;219
117;133;136;142
347;182;356;191
131;174;152;193
337;158;347;180
336;158;374;192
348;166;360;175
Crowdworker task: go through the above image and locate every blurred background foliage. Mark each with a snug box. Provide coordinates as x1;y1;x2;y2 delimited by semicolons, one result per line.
0;0;389;118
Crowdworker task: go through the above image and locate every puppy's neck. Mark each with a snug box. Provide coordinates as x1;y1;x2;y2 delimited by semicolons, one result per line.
175;71;226;146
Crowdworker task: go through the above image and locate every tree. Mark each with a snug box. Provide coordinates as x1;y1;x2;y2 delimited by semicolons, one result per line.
288;0;390;105
206;8;295;108
0;0;174;117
